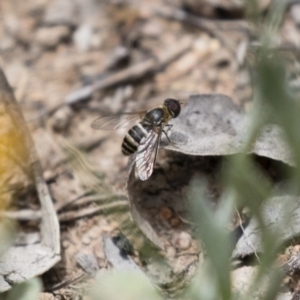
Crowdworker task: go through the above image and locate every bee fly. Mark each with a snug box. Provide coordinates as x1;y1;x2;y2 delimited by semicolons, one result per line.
91;98;181;181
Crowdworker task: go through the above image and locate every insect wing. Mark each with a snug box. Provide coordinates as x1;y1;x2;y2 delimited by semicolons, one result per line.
91;112;145;130
135;127;162;181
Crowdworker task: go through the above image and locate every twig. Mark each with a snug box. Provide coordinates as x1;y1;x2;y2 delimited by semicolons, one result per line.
280;253;300;274
2;201;127;222
3;209;41;221
45;272;87;292
55;193;126;212
155;6;250;56
235;205;261;264
58;200;128;222
73;135;108;151
49;37;193;114
155;6;249;33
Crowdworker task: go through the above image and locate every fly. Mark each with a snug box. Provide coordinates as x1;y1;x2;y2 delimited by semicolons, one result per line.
91;98;181;180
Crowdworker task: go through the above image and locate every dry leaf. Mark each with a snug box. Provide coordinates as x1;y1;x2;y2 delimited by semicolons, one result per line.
0;68;60;292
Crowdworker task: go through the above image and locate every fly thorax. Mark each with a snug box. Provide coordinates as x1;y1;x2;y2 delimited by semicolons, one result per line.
144;108;164;126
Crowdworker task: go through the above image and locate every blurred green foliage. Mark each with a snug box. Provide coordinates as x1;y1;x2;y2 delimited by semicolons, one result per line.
183;1;296;299
3;278;41;300
89;271;162;300
0;220;16;258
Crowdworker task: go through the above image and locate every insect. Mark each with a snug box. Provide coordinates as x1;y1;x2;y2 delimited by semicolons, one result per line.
91;98;181;181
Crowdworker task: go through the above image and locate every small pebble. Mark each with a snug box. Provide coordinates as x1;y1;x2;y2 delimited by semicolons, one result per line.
170;216;181;227
159;207;173;220
88;228;101;240
291;244;300;257
61;239;70;249
276;254;287;266
73;23;93;52
82;234;91;245
35;26;71;48
166;246;176;258
44;0;77;27
51;106;72;132
38;293;56;300
43;169;55;182
284;246;293;258
172;231;192;250
141;20;162;37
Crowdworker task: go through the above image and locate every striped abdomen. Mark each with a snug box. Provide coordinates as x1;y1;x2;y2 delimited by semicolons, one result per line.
122;123;150;156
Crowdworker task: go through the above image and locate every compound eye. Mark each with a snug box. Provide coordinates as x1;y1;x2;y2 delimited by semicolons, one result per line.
164;98;181;118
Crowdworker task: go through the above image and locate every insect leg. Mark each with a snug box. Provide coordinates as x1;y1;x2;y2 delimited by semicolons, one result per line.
162;124;178;147
162;130;172;143
165;124;173;133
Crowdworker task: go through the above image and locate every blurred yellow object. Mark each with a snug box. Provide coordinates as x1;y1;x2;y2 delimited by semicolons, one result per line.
0;72;31;217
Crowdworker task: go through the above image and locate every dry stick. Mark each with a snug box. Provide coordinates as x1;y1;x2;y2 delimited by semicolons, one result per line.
235;205;261;264
0;69;60;253
49;37;193;114
58;200;128;222
3;210;41;221
155;6;249;33
54;193;109;212
55;193;126;212
3;201;127;222
73;134;108;151
45;273;87;292
155;7;250;56
280;253;300;274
